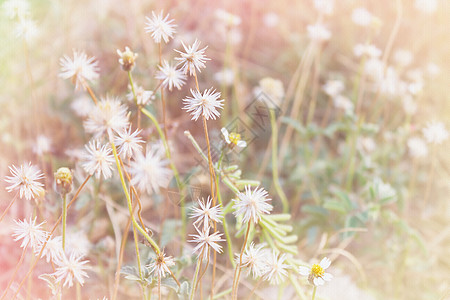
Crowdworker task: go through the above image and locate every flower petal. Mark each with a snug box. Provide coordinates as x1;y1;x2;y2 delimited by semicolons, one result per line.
322;273;333;281
314;277;324;286
298;266;310;276
319;257;331;269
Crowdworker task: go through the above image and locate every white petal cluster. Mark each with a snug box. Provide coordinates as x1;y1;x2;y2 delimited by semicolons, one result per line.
147;252;175;278
145;11;176;43
2;0;30;19
52;252;90;287
307;23;331;41
351;8;373;27
372;178;397;202
190;196;223;230
13;217;48;251
81;140;115;180
422;121;449;145
59;50;99;91
314;0;334;16
183;88;224;121
415;0;438;14
407;137;428;158
262;252;290;285
155;60;187;91
232;186;273;224
189;226;224;260
299;257;333;286
353;43;382;58
36;235;64;263
237;242;270;279
175;39;210;76
5;162;45;201
322;79;345;98
126;85;154;106
115;126;143;159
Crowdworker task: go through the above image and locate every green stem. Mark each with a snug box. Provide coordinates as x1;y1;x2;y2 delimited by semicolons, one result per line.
190;248;205;300
311;286;317;300
270;110;289;213
62;193;67;250
215;174;235;267
110;138;160;254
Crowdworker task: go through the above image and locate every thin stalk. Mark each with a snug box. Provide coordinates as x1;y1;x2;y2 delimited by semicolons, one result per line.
76;282;81;300
215;174;235;267
131;186;143;279
84;81;98;105
311;286;317;300
0;194;18;223
158;274;161;300
245;277;264;300
190;247;205;300
232;221;251;300
0;242;28;300
270;110;289;213
62;193;67;250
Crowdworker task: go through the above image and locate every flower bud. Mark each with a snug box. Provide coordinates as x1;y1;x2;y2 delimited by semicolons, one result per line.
54;167;73;195
117;47;138;72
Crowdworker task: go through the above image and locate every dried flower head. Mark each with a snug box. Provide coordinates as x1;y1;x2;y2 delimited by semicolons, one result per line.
59;50;99;91
175;39;210;76
262;252;290;285
54;167;73;195
81;140;115;180
155;60;187;91
53;252;90;288
148;252;175;278
422;121;449;145
117;46;138;72
190;196;223;230
115;126;143;159
13;217;48;251
254;77;285;108
237;242;270;278
299;257;333;286
183;88;224;121
189;226;224;260
145;11;176;43
5;162;45;201
126;85;154;106
233;186;273;224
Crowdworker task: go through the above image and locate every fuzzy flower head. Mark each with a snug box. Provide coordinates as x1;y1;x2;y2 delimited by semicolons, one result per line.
323;79;345;98
155;60;187;91
422;121;449;145
215;9;242;27
221;127;247;149
262;252;290;285
115;126;143;159
353;43;382;58
415;0;438;14
407;137;428;158
2;0;30;19
5;162;45;201
314;0;334;16
126;85;154;106
352;7;373;27
189;226;224;260
145;11;176;43
13;217;48;251
54;167;73;195
190;196;223;230
53;252;90;288
183;88;224;121
128;145;173;195
117;46;138;72
15;18;39;43
36;235;64;263
333;95;354;115
233;186;273;224
148;252;175;278
84;96;129;138
299;257;333;286
237;242;270;279
307;23;331;41
175;39;210;76
81;140;115;180
32;135;51;156
59;50;99;91
254;77;285;108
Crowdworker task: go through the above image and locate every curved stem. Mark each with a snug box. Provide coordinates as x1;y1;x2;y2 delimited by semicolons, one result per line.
0;194;18;223
311;286;317;300
0;243;28;300
232;221;251;300
270;110;289;213
190;247;205;300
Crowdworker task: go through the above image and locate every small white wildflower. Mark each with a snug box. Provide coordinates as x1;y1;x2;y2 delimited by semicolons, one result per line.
351;8;373;27
422;121;449;145
13;217;48;251
36;235;64;263
183;88;224;121
401;95;418;116
221;127;247;148
372;178;397;202
2;0;30;19
81;140;115;180
15;18;39;43
175;39;210;76
59;50;99;91
233;186;273;224
393;49;413;67
84;96;129;138
128;145;173;194
237;242;270;279
333;95;354;115
407;137;429;158
323;79;345;98
254;77;285;108
65;231;92;257
299;257;333;286
215;9;241;27
145;11;176;43
32;135;51;156
126;85;154;106
53;252;90;288
314;0;334;16
356;137;376;155
189;226;224;260
148;252;175;278
155;60;187;91
262;251;290;285
214;68;234;86
5;162;45;201
117;46;138;72
426;63;440;77
353;43;382;58
415;0;438;14
364;58;384;81
263;12;279;28
190;196;223;230
71;96;95;118
307;23;331;41
115;126;143;159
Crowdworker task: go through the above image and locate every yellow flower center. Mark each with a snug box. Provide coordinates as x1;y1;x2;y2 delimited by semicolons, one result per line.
229;132;241;145
311;264;324;277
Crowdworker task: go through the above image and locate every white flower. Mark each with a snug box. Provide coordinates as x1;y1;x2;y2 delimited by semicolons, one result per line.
254;77;285;108
59;50;99;91
407;137;428;158
175;39;210;76
333;95;354;114
233;186;273;224
314;0;334;16
214;68;234;86
183;88;224;121
81;140;115;180
117;46;138;72
323;79;345;98
364;58;384;81
65;231;92;257
126;85;154;106
352;8;373;27
84;96;129;138
2;0;29;19
71;96;95;117
299;257;333;286
263;12;279;28
372;178;397;202
5;162;45;201
221;128;247;148
215;9;241;27
13;217;48;251
155;60;187;91
262;252;290;285
393;49;413;67
237;242;270;279
128;145;173;194
190;196;223;230
401;95;417;116
422;121;449;145
53;252;90;288
189;226;224;260
307;23;331;41
36;235;64;263
353;43;382;58
415;0;438;14
15;18;39;42
32;135;51;156
145;11;176;43
356;137;376;155
426;63;440;77
115;126;143;159
147;252;175;278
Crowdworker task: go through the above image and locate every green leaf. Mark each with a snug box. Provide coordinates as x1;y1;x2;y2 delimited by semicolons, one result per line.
177;281;190;300
323;200;347;214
